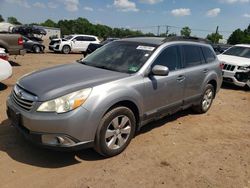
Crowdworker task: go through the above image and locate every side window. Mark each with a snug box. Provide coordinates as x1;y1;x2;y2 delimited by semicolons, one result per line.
202;47;216;63
152;46;181;71
182;45;203;67
74;36;84;41
83;37;96;41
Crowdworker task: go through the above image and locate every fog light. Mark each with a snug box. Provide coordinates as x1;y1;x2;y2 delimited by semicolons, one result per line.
42;135;59;145
41;135;76;146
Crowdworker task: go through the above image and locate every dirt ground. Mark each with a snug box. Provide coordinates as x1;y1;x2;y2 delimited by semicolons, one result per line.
0;53;250;188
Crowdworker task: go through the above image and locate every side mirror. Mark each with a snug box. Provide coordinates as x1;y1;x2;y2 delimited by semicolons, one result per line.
151;65;169;76
72;39;76;42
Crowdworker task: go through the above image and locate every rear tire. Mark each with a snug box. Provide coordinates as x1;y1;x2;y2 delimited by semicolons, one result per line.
62;45;71;54
192;84;215;114
94;106;136;157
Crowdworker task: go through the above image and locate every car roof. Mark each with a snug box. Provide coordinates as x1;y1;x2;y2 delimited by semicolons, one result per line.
235;44;250;48
120;37;166;46
119;36;211;47
71;34;97;38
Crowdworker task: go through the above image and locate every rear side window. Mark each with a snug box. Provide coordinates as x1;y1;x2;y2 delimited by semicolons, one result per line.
152;46;181;71
83;37;96;41
182;45;204;68
202;47;216;63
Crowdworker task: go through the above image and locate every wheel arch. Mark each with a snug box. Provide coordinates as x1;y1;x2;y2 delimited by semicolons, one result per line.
207;79;217;98
103;100;141;132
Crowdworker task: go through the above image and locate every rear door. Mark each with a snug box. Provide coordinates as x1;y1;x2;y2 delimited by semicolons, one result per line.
71;36;84;51
181;44;208;104
143;45;186;117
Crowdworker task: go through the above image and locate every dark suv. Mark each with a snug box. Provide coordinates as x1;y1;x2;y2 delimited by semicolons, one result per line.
7;37;222;157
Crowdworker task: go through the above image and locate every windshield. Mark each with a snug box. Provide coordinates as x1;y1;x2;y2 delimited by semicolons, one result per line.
81;41;156;73
223;46;250;59
64;35;73;40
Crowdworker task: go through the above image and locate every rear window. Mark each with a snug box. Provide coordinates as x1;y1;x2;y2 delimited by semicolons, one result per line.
182;45;204;67
202;47;216;63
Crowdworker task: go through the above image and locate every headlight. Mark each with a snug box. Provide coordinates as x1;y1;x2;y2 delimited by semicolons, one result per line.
37;88;92;113
238;66;250;71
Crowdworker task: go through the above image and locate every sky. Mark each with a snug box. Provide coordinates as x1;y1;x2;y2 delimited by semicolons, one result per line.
0;0;250;39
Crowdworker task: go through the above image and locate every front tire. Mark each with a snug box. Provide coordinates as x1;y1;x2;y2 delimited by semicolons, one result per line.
95;106;136;157
193;84;215;114
62;45;71;54
33;45;41;53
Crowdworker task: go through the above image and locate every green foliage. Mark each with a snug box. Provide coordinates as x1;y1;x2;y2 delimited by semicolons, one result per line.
37;17;143;38
0;15;4;22
7;17;22;25
40;19;57;28
180;26;191;37
206;32;223;43
227;25;250;44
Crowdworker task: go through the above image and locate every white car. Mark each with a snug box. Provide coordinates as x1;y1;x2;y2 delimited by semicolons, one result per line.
49;34;100;54
218;44;250;88
0;58;12;82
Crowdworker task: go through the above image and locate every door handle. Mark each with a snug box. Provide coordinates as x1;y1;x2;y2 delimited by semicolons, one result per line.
203;69;208;73
177;75;185;82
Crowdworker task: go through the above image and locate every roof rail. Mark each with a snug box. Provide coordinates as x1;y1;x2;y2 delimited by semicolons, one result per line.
163;36;211;44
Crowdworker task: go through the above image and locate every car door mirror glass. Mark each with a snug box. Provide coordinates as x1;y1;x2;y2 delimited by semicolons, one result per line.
152;65;169;76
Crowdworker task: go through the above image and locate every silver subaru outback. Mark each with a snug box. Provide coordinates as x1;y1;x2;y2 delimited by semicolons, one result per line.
7;37;222;157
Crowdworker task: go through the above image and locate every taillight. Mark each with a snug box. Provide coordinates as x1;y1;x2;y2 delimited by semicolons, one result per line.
0;53;8;61
18;36;23;45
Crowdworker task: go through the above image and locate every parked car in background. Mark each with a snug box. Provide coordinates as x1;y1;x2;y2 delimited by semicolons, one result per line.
85;38;119;56
212;44;232;55
0;58;12;82
7;37;222;157
0;33;26;55
218;44;250;88
49;34;100;54
0;47;8;61
22;36;45;53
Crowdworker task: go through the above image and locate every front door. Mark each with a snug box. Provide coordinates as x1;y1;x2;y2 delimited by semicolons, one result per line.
143;45;185;118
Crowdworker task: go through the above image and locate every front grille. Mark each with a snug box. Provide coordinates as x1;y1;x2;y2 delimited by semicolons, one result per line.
223;64;235;71
12;87;35;111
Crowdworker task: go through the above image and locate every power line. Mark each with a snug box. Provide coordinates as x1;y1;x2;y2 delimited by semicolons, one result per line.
130;24;233;34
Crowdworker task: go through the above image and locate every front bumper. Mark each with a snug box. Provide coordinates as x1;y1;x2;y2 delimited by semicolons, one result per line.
6;97;95;151
49;44;60;51
222;69;250;87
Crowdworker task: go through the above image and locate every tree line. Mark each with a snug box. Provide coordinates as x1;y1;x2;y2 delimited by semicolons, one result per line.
1;15;249;44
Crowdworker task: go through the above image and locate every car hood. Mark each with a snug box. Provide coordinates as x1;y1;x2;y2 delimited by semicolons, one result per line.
18;62;129;101
217;54;250;66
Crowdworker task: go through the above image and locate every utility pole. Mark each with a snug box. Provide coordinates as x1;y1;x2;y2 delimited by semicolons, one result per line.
215;26;219;35
215;26;219;44
166;25;169;36
157;25;160;36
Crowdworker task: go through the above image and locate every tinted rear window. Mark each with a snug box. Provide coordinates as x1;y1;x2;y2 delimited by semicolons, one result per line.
182;45;203;67
83;36;96;41
202;47;216;63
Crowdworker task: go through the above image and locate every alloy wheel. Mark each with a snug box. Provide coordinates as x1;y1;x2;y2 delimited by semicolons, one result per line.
105;115;132;150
